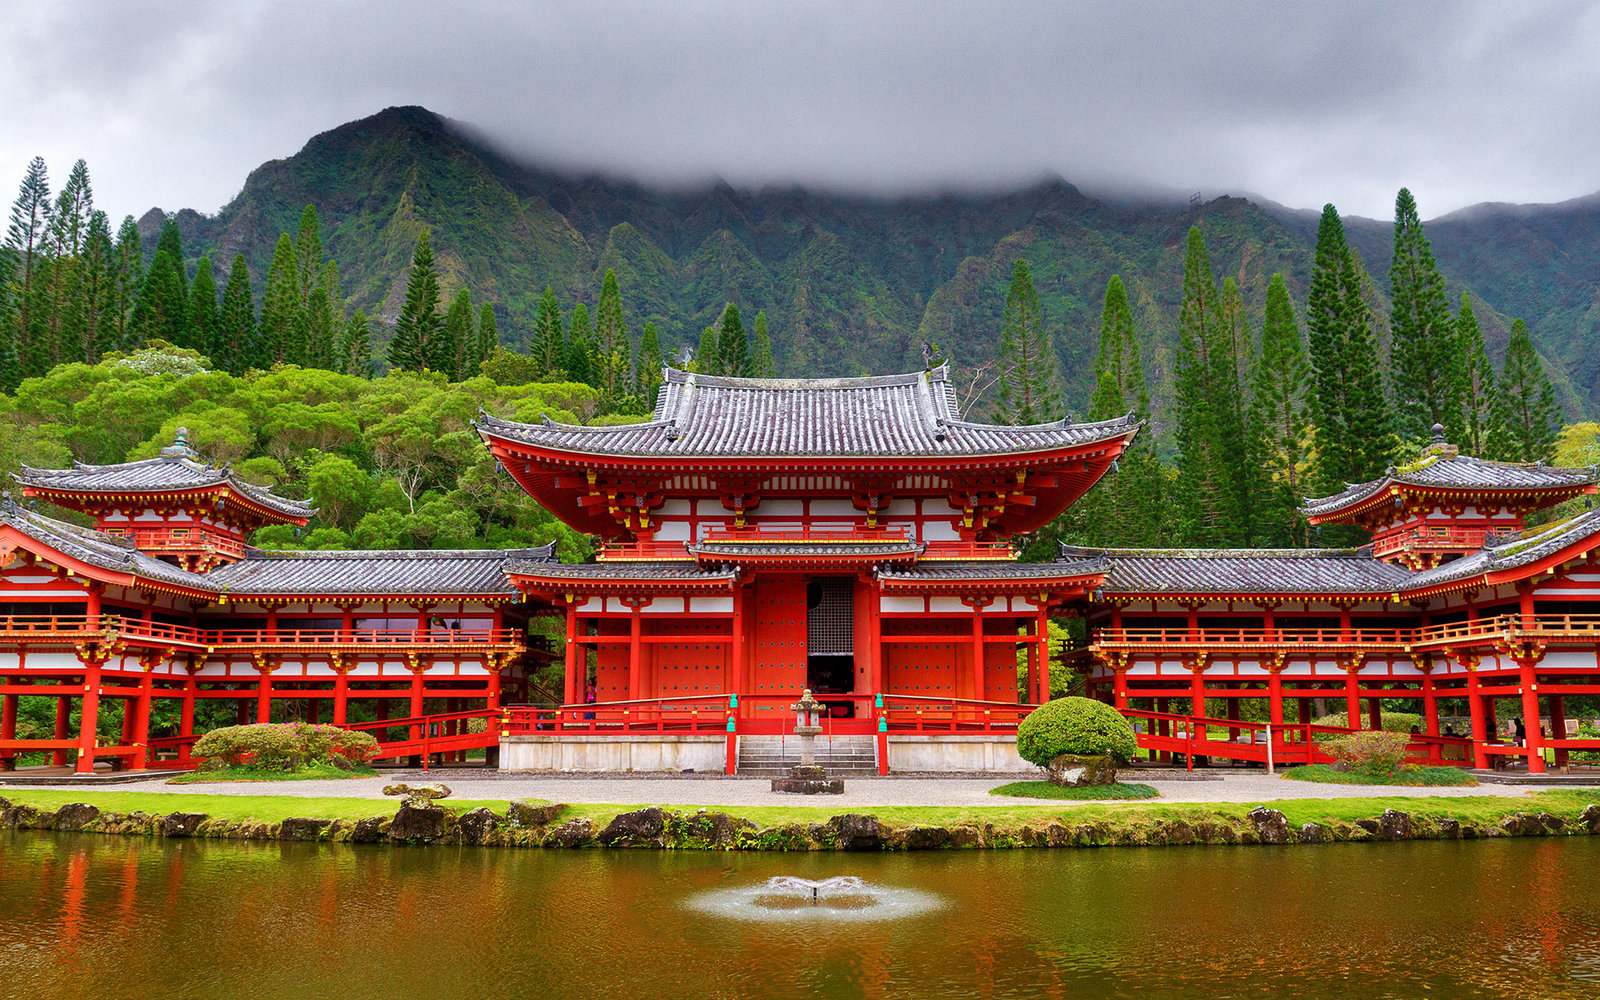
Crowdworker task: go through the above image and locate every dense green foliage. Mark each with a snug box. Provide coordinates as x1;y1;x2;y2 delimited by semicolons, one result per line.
192;722;379;770
1282;763;1477;787
1388;188;1462;444
1016;697;1139;766
993;260;1061;425
988;781;1159;800
1319;730;1414;779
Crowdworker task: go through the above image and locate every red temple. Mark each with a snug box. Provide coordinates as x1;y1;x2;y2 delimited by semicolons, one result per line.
3;370;1598;776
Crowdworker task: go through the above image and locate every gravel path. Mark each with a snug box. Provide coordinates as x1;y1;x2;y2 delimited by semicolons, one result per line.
10;771;1577;808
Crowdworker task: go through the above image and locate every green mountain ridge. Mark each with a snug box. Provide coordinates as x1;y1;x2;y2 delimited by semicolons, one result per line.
147;105;1600;424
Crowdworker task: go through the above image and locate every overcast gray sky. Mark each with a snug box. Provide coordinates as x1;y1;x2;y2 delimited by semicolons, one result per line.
4;1;1599;223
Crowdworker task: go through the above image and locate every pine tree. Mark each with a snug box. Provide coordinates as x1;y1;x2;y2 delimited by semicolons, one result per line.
531;286;565;375
78;210;115;363
635;321;664;401
1388;188;1462;443
440;287;473;379
258;234;301;365
305;281;334;370
1455;294;1499;457
110;216;142;351
6;156;52;376
1494;319;1559;462
1306;204;1391;504
216;254;255;373
0;245;17;392
474;302;497;377
339;309;373;377
184;257;218;360
1247;274;1312;546
50;159;92;257
129;218;187;349
593;268;632;400
564;303;595;385
993;260;1062;425
1080;274;1163;546
293;205;324;312
1173;228;1249;544
388;230;440;372
750;310;775;378
43;159;94;366
696;322;720;375
717;302;749;378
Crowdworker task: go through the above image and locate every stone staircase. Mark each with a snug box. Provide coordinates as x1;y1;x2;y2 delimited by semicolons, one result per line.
736;734;878;776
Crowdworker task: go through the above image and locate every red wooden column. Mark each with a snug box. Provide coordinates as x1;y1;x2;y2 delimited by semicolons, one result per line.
1267;661;1285;725
731;586;746;699
408;658;425;739
1036;607;1051;702
130;652;157;770
1188;655;1207;748
623;597;646;701
254;654;274;723
1421;665;1441;762
963;596;992;703
867;584;883;702
1111;668;1129;710
177;672;197;764
1517;652;1545;773
75;654;104;775
0;692;16;771
53;696;70;767
563;602;579;706
1549;694;1568;768
332;657;349;726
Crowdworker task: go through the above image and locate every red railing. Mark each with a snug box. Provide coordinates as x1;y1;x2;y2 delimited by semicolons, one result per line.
0;614;523;650
879;695;1033;733
345;708;502;768
1372;526;1490;559
120;527;246;559
1118;707;1473;770
1096;613;1600;651
504;695;732;734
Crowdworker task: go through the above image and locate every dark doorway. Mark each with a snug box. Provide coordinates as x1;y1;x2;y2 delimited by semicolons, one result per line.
806;577;855;715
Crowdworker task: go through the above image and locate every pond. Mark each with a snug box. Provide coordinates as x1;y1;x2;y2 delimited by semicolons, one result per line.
2;832;1597;999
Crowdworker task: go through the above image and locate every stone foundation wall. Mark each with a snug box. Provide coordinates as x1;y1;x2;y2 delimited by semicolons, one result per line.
501;734;726;772
887;735;1030;773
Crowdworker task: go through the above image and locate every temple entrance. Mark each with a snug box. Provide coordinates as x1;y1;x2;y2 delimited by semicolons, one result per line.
805;578;855;716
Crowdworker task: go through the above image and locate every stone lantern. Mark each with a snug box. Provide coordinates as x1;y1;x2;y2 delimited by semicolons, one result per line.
770;688;845;794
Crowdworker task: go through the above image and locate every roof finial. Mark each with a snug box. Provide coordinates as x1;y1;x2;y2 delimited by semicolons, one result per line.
1431;422;1445;443
160;425;200;461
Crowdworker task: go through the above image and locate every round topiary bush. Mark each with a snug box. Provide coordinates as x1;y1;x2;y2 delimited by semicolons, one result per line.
1016;697;1139;767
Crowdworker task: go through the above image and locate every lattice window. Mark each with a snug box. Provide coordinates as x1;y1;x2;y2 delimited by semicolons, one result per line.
807;578;854;655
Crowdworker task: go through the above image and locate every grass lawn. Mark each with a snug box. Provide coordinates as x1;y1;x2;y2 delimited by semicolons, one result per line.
988;781;1160;800
1281;764;1477;787
169;761;378;785
4;788;1596;835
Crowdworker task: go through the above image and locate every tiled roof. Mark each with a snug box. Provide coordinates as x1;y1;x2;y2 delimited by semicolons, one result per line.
878;556;1110;584
1062;544;1414;595
206;543;557;596
1;500;216;592
477;365;1140;459
16;454;315;520
1405;509;1600;590
688;539;923;562
503;559;739;586
1302;453;1598;518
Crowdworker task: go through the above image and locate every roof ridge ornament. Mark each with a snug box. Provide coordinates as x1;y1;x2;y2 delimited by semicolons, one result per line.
160;425;200;461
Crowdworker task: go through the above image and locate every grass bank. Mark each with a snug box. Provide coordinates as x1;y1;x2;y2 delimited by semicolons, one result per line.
1281;764;1477;787
988;781;1160;800
169;761;379;785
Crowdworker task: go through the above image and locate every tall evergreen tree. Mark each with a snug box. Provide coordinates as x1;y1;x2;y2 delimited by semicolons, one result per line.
49;159;92;257
6;156;52;376
635;321;664;401
0;244;17;392
1247;274;1312;546
750;310;775;378
43;159;94;365
216;254;255;373
184;257;218;359
1081;274;1162;546
258;234;301;365
110;215;142;351
474;302;497;376
718;302;749;378
79;210;115;363
1306;204;1391;509
696;321;720;375
339;309;373;377
388;230;440;372
993;260;1061;425
1388;188;1462;443
531;286;565;375
593;268;631;400
293;204;324;313
1173;228;1248;544
564;302;595;386
1456;293;1499;457
305;280;334;370
1494;319;1559;462
439;287;473;379
129;218;187;349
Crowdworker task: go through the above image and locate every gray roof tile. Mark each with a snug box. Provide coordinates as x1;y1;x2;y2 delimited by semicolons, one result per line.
1062;544;1414;595
478;365;1139;459
1302;453;1597;518
206;544;556;597
16;454;315;520
878;556;1110;584
1;500;216;592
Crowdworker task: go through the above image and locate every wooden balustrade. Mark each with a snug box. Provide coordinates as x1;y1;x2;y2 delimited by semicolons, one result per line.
1094;613;1600;651
0;613;524;650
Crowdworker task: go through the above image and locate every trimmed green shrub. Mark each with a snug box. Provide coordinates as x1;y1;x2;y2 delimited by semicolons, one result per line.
193;723;379;771
1311;711;1423;734
1322;730;1411;778
1016;697;1138;766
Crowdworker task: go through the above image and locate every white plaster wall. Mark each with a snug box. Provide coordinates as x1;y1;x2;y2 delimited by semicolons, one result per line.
689;596;733;614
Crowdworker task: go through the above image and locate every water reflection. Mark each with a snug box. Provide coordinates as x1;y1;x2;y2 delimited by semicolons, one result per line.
1;833;1597;999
